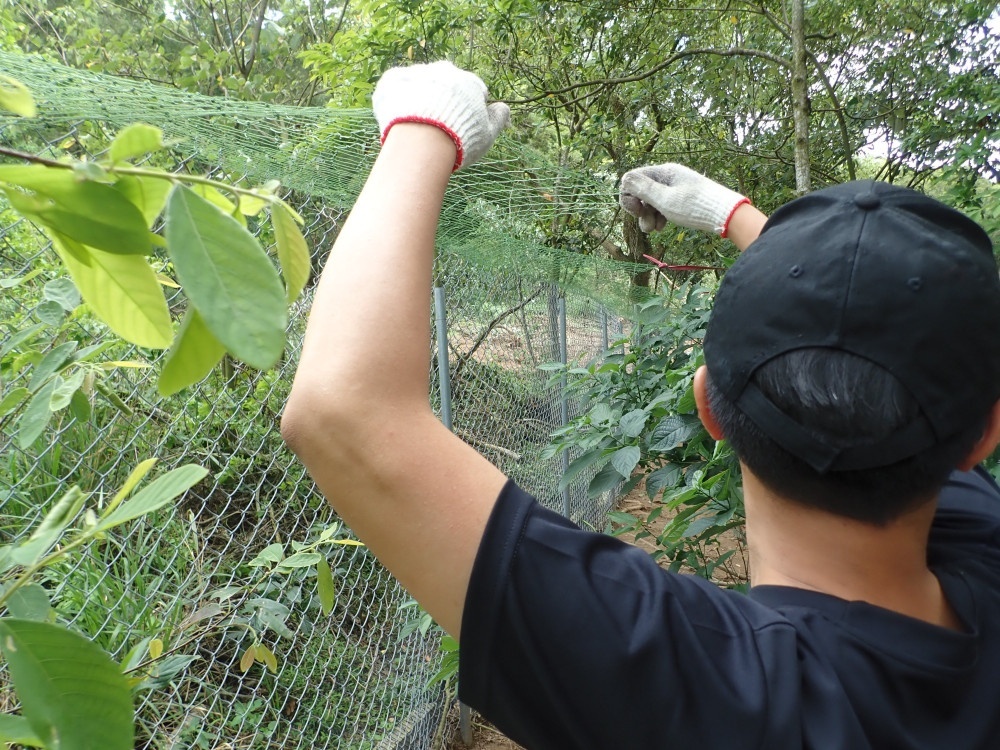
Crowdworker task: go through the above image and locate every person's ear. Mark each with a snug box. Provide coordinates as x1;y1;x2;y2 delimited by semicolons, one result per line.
957;400;1000;471
693;365;725;441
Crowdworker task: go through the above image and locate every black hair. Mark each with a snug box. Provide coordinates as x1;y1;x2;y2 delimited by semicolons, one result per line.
706;348;986;525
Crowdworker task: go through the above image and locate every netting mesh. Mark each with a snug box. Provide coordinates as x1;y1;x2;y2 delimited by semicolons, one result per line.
0;51;632;748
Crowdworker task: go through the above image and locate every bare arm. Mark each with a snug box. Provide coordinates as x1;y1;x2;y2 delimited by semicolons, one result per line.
281;123;506;639
725;202;768;251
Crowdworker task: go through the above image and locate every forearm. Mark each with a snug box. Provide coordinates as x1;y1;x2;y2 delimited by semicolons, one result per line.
726;203;768;252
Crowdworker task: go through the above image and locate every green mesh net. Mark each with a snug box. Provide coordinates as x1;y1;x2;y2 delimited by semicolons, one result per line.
0;49;648;310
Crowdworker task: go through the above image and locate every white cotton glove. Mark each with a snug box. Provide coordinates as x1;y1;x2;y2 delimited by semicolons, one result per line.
372;61;511;172
619;163;750;237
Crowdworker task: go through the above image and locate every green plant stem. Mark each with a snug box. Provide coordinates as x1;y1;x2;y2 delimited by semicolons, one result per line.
122;625;218;676
0;145;272;205
0;530;96;610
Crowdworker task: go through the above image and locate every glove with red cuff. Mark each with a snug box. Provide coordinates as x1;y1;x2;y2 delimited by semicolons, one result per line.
372;61;510;172
619;163;750;238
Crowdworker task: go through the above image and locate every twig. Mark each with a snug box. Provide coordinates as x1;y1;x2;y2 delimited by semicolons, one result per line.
451;285;544;384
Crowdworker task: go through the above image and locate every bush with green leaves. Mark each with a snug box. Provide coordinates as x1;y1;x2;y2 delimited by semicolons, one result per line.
0;459;208;749
544;282;747;585
0;77;332;748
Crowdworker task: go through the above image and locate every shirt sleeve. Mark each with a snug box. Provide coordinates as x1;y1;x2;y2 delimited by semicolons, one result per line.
930;467;1000;567
458;480;801;750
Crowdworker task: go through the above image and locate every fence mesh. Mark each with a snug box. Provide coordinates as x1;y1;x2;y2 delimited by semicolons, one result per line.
0;52;632;748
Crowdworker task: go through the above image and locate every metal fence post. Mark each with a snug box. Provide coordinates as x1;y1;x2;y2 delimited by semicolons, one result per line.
600;307;609;353
559;296;570;519
432;285;473;745
433;287;453;432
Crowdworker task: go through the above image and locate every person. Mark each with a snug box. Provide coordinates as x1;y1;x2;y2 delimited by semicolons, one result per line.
280;62;1000;749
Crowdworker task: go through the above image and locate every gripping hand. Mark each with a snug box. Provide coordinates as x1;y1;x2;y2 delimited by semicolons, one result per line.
372;61;510;172
619;163;749;237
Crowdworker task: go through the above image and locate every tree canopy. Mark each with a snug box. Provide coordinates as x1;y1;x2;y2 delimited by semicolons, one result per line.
5;0;998;269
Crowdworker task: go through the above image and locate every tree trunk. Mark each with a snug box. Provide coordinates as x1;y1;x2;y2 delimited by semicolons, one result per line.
790;0;811;194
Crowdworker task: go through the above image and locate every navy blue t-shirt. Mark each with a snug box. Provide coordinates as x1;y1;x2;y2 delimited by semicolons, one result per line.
459;468;1000;749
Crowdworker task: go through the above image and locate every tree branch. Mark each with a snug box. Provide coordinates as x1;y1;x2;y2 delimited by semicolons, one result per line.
243;0;269;79
507;47;792;106
450;286;545;385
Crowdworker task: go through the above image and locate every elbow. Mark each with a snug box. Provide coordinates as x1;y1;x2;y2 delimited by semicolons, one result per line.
279;398;309;457
280;383;340;460
280;380;375;462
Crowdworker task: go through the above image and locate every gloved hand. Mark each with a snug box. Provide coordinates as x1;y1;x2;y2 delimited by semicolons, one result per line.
372;61;510;172
619;163;750;237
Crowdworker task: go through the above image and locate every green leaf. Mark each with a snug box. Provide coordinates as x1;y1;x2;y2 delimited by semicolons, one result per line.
619;409;647;438
0;268;44;288
610;445;641;478
5;583;52;621
649;416;700;452
43;277;81;312
9;487;86;567
683;514;719;539
239;646;255;672
15;378;58;449
148;638;164;660
98;464;208;531
35;300;66;325
0;75;36;117
587;463;622;499
277;552;323;569
0;168;151;255
645;464;682;499
108;124;164;163
272;203;310;303
104;457;158;518
68;389;92;423
0;387;28;417
0;619;134;750
135;654;199;691
0;322;46;357
557;448;609;492
165;185;286;369
51;233;172;349
0;166;76;193
255;644;278;673
676;385;697;414
114;176;172;228
590;403;614;424
28;342;77;392
49;369;85;411
317;557;335;616
0;713;44;746
249;543;284;568
189;183;245;226
237;192;269;217
157;308;226;397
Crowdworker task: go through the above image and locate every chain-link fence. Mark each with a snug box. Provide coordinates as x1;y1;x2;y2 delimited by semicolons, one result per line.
0;92;627;749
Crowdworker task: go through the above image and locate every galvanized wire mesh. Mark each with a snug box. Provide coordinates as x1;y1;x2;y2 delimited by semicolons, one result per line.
0;62;628;750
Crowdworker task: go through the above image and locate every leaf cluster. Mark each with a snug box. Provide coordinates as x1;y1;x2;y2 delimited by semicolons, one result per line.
0;86;310;418
0;460;208;749
544;282;746;582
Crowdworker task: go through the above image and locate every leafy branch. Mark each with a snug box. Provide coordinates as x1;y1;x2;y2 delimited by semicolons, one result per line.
0;81;311;407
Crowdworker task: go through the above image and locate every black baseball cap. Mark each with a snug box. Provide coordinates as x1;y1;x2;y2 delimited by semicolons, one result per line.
704;180;1000;473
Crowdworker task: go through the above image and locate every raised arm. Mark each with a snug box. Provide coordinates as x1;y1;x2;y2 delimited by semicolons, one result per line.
281;63;510;639
619;163;767;251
